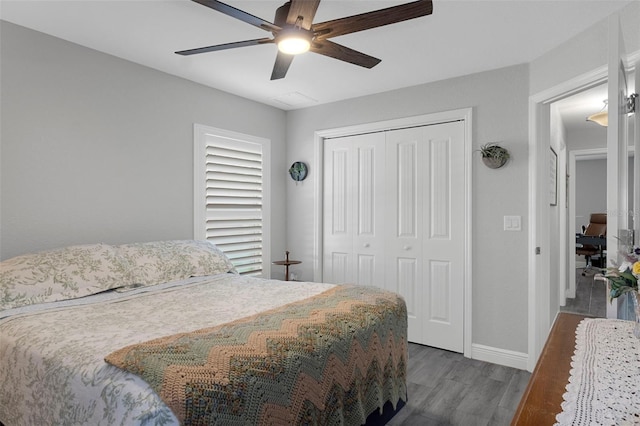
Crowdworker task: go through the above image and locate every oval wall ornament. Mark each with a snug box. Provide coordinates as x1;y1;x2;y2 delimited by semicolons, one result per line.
289;161;308;181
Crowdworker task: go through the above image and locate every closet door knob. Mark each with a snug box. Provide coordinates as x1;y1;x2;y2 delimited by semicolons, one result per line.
363;243;370;248
403;245;411;250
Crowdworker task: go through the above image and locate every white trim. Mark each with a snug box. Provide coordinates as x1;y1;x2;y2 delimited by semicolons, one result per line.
559;145;568;308
567;148;607;300
531;66;607;105
528;99;551;372
635;55;640;246
528;48;640;371
193;123;272;276
194;124;208;241
313;108;474;358
470;344;528;371
529;68;608;372
529;68;609;371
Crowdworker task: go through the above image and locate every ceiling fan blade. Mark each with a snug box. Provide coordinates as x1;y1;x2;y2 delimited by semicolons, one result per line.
192;0;280;32
270;52;295;80
312;0;432;40
311;40;381;69
176;38;273;55
286;0;321;29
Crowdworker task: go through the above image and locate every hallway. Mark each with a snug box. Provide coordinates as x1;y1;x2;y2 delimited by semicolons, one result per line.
560;267;606;317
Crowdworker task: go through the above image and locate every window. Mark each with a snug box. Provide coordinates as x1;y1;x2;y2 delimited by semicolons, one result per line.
194;124;270;276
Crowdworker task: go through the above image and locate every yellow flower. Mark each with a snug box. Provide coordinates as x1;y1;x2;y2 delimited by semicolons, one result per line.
632;261;640;275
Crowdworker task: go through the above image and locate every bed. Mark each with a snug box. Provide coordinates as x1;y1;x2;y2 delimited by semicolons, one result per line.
0;240;407;425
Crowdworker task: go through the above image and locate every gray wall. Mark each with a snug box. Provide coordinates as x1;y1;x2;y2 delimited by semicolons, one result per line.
2;0;638;360
575;159;607;233
0;21;288;266
529;1;639;96
574;157;634;234
286;64;530;353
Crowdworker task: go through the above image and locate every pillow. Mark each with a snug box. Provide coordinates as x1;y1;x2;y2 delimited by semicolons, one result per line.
115;240;236;287
0;243;126;310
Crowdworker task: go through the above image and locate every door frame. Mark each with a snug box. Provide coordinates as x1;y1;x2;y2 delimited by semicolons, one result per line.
529;66;608;371
312;108;473;357
529;48;640;370
567;148;607;301
568;147;635;301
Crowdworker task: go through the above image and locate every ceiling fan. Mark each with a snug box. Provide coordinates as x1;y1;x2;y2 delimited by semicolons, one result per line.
176;0;433;80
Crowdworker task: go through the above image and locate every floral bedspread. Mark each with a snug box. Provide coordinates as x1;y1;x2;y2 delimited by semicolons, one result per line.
0;275;337;425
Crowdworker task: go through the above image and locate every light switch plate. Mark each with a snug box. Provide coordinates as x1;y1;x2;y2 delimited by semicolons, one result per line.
504;215;522;231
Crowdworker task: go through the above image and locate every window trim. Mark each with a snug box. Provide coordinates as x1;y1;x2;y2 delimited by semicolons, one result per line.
193;124;271;277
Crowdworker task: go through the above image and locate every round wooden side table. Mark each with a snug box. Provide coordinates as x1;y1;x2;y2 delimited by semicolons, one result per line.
272;251;301;281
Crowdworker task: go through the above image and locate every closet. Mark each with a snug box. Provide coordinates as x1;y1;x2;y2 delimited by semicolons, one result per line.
323;120;465;352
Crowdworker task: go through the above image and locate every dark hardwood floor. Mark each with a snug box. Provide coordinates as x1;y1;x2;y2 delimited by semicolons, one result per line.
388;344;531;426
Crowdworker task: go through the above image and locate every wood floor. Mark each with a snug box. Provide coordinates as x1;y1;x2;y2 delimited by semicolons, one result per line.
560;267;606;317
387;267;607;425
387;344;531;426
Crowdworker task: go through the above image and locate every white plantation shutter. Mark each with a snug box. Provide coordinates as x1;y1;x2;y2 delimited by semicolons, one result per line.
194;125;271;276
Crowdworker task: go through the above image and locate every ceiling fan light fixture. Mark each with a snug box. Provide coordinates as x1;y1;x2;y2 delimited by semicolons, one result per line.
586;100;608;127
182;0;435;79
586;111;608;127
276;28;312;55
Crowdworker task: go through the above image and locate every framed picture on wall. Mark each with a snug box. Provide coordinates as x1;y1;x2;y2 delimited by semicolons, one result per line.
550;147;557;206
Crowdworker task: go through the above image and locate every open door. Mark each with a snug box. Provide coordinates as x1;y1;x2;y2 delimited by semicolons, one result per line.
527;10;637;370
635;55;640;247
606;14;638;318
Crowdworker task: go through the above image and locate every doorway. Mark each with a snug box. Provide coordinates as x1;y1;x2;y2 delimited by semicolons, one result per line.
566;149;608;317
529;18;639;369
528;68;608;370
553;83;609;318
553;80;636;320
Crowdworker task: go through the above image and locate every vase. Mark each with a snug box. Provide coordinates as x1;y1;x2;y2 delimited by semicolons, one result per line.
482;156;507;169
633;291;640;339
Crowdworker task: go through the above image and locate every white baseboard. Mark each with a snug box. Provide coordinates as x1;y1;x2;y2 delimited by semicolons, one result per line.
566;287;576;299
471;343;529;371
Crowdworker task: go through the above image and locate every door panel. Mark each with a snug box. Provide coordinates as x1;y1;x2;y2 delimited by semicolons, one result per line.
353;136;386;288
329;251;350;283
428;260;451;321
397;140;419;238
357;254;377;287
386;128;423;342
430;139;451;238
323;133;385;288
606;15;630;318
386;121;465;352
635;55;640;246
422;122;465;352
323;142;353;283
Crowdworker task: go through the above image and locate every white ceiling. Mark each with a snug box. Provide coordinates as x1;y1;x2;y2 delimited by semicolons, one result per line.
554;83;609;133
0;0;634;132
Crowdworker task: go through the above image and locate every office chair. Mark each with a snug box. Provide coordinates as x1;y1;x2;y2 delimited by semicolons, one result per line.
576;213;607;275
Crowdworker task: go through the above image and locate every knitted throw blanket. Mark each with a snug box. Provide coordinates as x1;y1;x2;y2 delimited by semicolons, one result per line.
105;285;408;426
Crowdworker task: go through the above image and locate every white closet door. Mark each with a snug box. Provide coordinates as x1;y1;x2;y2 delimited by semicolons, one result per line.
385;127;424;343
323;133;386;287
386;121;465;352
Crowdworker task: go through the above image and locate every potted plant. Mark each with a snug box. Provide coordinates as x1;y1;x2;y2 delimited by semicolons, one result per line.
602;247;640;338
478;143;510;169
